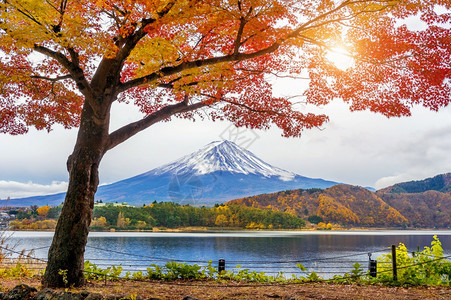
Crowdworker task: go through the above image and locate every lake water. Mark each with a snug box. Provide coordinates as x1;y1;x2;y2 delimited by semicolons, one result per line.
3;230;451;278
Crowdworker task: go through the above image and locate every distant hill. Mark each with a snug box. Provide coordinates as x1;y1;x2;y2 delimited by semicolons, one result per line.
379;173;451;194
227;185;408;227
376;173;451;228
1;140;338;207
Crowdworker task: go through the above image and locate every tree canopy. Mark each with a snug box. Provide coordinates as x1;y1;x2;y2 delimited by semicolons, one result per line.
1;0;449;139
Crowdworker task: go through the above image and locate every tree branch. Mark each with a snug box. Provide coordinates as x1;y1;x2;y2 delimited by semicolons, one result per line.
233;6;253;56
118;41;281;93
31;74;72;82
233;17;246;55
287;0;393;40
199;93;286;118
114;0;177;64
117;1;377;94
117;0;396;97
33;45;96;107
106;100;207;151
91;0;177;101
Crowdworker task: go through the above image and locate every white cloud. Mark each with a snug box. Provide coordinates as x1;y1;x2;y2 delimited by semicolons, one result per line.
0;180;68;199
375;174;418;190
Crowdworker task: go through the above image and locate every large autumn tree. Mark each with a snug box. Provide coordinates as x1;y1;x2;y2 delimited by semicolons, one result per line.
0;0;449;287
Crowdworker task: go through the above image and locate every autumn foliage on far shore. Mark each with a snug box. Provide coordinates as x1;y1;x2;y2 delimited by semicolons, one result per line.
228;184;451;228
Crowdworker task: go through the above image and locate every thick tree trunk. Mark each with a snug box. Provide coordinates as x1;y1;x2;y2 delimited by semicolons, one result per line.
42;103;109;287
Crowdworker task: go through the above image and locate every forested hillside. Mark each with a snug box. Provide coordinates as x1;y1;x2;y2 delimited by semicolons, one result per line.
228;185;408;227
379;173;451;194
378;191;451;228
228;178;451;228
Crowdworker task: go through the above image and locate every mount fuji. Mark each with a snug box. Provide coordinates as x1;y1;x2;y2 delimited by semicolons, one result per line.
3;140;338;206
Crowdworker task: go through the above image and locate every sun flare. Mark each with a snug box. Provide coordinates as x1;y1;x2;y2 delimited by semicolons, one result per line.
326;47;354;70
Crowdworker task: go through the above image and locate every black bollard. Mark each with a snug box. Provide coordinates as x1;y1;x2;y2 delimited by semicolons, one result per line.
368;253;377;278
368;260;377;277
218;259;225;273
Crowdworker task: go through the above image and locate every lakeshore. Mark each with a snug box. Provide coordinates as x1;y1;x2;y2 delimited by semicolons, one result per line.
5;226;451;233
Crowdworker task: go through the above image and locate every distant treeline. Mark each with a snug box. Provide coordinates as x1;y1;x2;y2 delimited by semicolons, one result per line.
9;202;305;230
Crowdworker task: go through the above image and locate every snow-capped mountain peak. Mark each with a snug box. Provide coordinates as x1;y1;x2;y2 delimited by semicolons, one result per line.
5;140;339;206
152;140;296;181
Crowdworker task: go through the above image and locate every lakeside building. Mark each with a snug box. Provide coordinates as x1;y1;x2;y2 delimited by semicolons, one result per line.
0;211;16;229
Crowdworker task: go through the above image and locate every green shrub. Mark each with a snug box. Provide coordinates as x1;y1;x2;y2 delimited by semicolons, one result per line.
80;236;450;286
377;235;450;285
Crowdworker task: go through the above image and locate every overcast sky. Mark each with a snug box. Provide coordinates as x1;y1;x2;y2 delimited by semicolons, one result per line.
1;13;450;200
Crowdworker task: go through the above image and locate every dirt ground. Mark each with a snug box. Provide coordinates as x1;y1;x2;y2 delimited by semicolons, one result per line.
1;277;450;299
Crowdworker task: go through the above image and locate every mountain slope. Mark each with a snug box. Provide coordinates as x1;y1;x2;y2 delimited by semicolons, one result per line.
378;191;451;228
2;140;338;207
228;185;408;227
376;173;451;228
